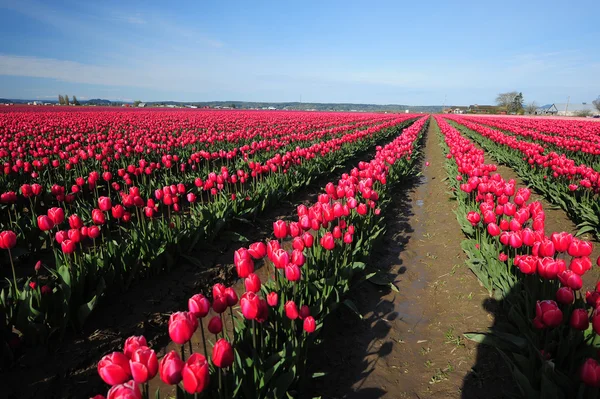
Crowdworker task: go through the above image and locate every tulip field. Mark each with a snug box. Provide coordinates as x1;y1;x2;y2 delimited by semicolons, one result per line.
4;107;600;398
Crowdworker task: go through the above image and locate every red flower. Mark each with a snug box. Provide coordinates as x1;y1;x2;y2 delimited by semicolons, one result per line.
212;339;234;368
98;352;132;385
130;347;158;383
0;230;17;249
159;350;184;385
168;312;198;345
182;353;210;394
188;294;210;318
285;300;299;320
123;336;147;358
106;380;141;399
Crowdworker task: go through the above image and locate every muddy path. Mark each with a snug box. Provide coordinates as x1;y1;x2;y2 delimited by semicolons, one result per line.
311;121;514;398
0;126;413;399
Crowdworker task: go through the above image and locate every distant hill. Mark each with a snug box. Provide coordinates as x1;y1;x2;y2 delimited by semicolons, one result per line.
147;100;442;113
0;98;442;112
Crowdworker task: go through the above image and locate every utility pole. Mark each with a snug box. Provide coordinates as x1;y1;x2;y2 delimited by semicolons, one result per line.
565;96;570;115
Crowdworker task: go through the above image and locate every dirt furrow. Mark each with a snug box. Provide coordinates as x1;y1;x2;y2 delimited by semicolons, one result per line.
311;120;513;398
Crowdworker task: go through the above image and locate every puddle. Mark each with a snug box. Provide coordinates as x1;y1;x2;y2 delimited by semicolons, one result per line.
415;199;424;207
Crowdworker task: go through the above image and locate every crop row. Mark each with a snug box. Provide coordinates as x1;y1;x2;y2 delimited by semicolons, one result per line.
85;116;429;398
445;115;600;240
0;110;416;348
436;115;600;397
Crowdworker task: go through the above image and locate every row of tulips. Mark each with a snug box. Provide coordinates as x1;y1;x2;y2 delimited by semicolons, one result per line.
463;117;600;170
86;115;429;398
464;115;600;144
0;113;418;350
435;115;600;397
445;115;600;240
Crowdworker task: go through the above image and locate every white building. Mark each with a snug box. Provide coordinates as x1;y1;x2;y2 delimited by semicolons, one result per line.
554;103;599;116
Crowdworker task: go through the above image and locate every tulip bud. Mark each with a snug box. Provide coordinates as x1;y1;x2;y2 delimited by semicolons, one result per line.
303;316;316;333
267;292;278;307
168;312;198;345
182;353;210;394
207;316;222;334
97;352;132;385
570;308;590;330
285;300;299;320
212;339;234;368
130;347;158;383
188;294;210;318
123;336;148;358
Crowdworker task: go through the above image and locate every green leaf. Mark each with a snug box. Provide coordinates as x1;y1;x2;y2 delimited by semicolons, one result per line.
181;254;204;269
221;231;250;243
343;299;363;320
274;368;296;399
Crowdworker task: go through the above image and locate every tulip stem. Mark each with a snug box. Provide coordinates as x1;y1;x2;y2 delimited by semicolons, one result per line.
199;317;208;358
188;339;193;355
7;248;19;297
181;344;185;361
229;307;236;339
218;368;223;399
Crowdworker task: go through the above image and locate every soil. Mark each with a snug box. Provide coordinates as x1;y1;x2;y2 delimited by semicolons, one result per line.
310;121;515;398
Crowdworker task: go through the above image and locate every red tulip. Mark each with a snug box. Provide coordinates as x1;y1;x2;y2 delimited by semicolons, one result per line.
556;287;574;305
129;347;158;383
88;225;101;239
207;316;222;334
240;291;260;319
533;300;562;329
538;239;555;257
557;270;583;290
68;214;83;229
61;239;76;254
182;353;210;394
466;211;481;226
320;232;335;250
123;336;147;358
159;350;184;385
212;339;234;368
244;273;261;293
92;209;106;225
299;305;310;319
303;316;316;333
487;223;500;236
271;248;289;269
570;308;590;330
47;207;65;225
285;264;301;281
112;205;125;219
302;232;314;247
570;257;592;275
98;352;132;385
593;309;600;335
168;312;198;345
267;292;278;307
37;215;54;231
99;196;112;212
224;287;238;307
273;220;288;239
285;300;299;320
0;230;17;249
580;358;600;387
537;257;559;280
188;294;210;318
551;232;572;252
106;380;141;399
248;242;267;259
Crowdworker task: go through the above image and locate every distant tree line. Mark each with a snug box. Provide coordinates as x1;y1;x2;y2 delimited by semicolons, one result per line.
58;95;80;105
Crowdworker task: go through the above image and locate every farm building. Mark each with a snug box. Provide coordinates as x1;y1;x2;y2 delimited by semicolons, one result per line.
536;104;558;115
553;103;599;116
443;106;469;114
468;104;500;114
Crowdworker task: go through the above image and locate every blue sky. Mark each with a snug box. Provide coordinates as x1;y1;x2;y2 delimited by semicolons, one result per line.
0;0;598;105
